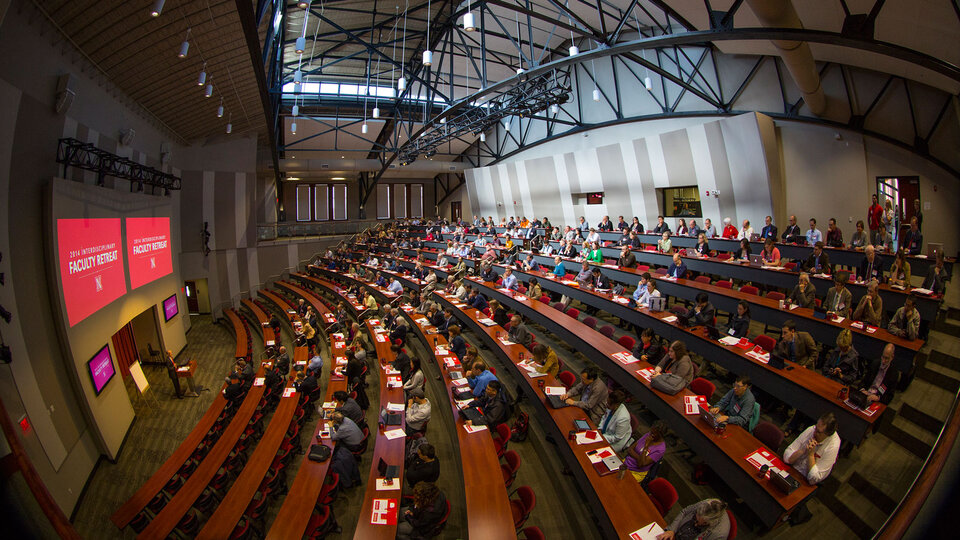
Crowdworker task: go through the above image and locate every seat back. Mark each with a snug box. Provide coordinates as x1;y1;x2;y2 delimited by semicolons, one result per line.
765;291;785;301
518;486;536;513
521;526;546;540
566;307;580;319
552;302;565;311
695;275;711;284
740;285;759;296
749;402;761;432
752;421;785;451
690;377;716;400
539;295;550;304
617;335;635;350
655;268;668;275
558;370;577;388
646;478;678;514
582;316;598;329
726;508;738;539
599;326;615;339
753;334;776;353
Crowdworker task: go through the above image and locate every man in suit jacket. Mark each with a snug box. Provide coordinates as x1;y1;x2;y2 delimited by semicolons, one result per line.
773;320;819;368
789;273;817;308
667;252;688;279
801;242;832;274
856;245;885;283
781;215;802;244
859;343;900;405
591;268;611;290
618;245;637;268
824;273;853;318
760;215;778;240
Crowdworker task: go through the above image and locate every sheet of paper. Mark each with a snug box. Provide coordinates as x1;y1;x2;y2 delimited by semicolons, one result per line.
452;377;469;387
370;498;398;525
637;368;655;382
253;377;265;387
463;424;488;433
386;402;405;412
544;386;565;396
376;478;401;491
719;336;741;346
282;387;296;398
383;428;407;440
586;446;615;463
575;430;602;445
662;315;678;323
629;522;665;540
321;401;336;409
527;370;548;378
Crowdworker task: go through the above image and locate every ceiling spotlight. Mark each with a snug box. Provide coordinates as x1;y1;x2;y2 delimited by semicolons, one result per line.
217;97;224;118
294;69;303;86
226;113;232;134
397;76;406;92
439;117;446;124
422;50;433;66
592;88;600;101
550;104;559;114
297;1;310;8
204;83;213;98
516;67;524;75
463;11;476;31
291;121;297;134
197;62;206;86
503;120;511;132
361;122;368;134
644;76;653;91
569;45;579;56
295;36;306;54
178;29;191;58
372;106;380;119
150;0;165;17
292;103;299;117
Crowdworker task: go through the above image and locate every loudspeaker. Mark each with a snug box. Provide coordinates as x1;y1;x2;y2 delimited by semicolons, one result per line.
119;128;136;147
55;74;77;114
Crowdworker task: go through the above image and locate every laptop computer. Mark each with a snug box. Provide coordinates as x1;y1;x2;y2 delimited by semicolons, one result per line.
768;354;787;370
459;406;484;423
381;410;402;426
928;242;943;259
750;233;760;242
453;387;475;401
676;312;692;327
648;296;666;312
749;254;763;267
706;325;721;340
546;394;570;409
768;468;800;495
699;406;722;429
812;306;828;319
377;457;399;480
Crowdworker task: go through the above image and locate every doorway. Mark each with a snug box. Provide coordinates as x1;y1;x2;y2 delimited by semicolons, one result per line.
184;279;210;314
450;201;462;223
877;176;920;247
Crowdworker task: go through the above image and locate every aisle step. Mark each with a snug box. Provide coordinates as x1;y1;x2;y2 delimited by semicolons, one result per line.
926;350;960;374
898;403;943;434
877;422;932;459
817;477;875;540
847;472;897;514
914;365;960;393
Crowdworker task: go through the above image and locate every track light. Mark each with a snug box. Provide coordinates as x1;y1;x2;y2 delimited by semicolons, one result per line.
550;104;559;114
463;11;476;31
294;69;303;86
297;1;310;8
592;88;600;101
295;37;306;54
516;67;524;75
361;122;368;134
503;120;511;132
291;121;297;134
292;103;299;117
422;50;433;66
397;76;406;92
150;0;165;17
204;83;213;98
569;45;579;56
644;77;653;91
217;97;224;117
178;29;190;58
479;132;485;142
197;62;207;86
372;106;380;119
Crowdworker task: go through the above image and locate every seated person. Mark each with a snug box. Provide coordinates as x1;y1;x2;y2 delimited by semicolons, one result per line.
598;390;632;452
531;344;560;377
788;272;817;308
652;340;695;387
552;256;567;278
521;253;540;272
825;218;844;248
632;328;665;365
479;264;497;282
850;220;868;249
858;343;900;405
590;267;611;290
630;273;652;306
721;217;738;239
397;482;447;540
658;499;730;540
508;315;533;349
667;252;687;279
783;412;840;485
223;373;245;402
688;292;716;326
618;245;637;268
727;300;751;339
333;390;364;427
710;376;755;427
527;278;542;299
852;279;883;327
574;261;593;287
448;325;467;360
856;245;884;283
585;242;603;264
622;420;667;483
902;216;923;255
921;251;949;295
637;279;661;309
888;296;921;340
501;267;519;291
657;231;673;253
773;319;818;368
295;370;319;396
800;241;832;274
824;272;853;318
822;329;861;384
760;238;781;266
330;411;365;452
466;360;497;398
562;367;609;424
733;238;752;261
405;443;440;487
465;380;510;427
405;389;431;435
694;233;711;256
887;248;911;288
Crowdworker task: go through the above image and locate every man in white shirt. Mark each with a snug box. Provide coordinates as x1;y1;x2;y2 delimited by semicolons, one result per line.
738;219;754;240
564;226;579;243
806;218;823;246
585;228;601;244
783;412;840;485
475;234;487;247
501;267;518;291
388;278;404;295
703;218;717;238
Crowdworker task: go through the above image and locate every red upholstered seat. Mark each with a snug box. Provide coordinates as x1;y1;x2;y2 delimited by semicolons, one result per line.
617;335;635;350
716;280;733;289
753;334;776;353
646;478;678;514
690;377;716;400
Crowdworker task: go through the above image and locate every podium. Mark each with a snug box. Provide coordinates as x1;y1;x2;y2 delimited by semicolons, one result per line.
177;360;199;394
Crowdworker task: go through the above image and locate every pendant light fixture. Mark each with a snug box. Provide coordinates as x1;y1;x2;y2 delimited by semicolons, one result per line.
515;12;523;74
550;104;559;114
297;1;310;8
217;97;224;118
226;113;232;134
291;98;299;117
205;82;214;98
398;3;407;92
150;0;165;17
479;132;485;142
422;0;432;66
197;62;207;86
178;28;191;58
291;120;297;134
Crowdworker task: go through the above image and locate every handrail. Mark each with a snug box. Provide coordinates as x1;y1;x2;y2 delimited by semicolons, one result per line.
257;219;386;241
875;380;960;538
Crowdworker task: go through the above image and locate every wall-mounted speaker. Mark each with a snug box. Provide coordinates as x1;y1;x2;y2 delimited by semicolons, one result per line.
119;129;135;147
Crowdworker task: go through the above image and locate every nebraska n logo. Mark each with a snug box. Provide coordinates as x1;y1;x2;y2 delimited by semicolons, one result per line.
94;275;103;292
150;257;156;269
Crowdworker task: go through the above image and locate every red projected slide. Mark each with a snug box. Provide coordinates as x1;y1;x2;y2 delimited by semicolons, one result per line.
57;219;126;327
126;217;173;289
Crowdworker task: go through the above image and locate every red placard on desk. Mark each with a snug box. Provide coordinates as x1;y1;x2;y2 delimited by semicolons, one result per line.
744;448;786;475
370;498;398;525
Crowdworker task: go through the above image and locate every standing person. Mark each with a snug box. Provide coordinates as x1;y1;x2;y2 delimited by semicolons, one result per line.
868;194;884;244
165;349;183;399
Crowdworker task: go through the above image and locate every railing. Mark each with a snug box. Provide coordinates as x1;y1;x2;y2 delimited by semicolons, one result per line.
257;220;386;241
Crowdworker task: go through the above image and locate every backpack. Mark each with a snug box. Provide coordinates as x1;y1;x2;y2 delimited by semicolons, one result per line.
307;444;331;462
510;412;530;442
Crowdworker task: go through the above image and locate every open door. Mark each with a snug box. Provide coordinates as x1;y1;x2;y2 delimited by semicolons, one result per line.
450;201;462;223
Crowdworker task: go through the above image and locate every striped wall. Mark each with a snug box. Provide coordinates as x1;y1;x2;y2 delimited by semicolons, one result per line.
465;113;778;229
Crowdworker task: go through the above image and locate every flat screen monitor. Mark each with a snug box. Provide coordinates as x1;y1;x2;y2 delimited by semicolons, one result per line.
87;344;116;396
126;217;173;289
163;294;179;322
56;218;127;326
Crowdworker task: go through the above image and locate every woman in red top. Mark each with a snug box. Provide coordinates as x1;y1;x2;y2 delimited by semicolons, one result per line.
721;218;738;239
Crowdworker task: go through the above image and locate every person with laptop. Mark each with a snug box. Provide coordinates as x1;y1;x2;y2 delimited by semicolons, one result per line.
902;216;923;255
598;390;632;452
773;320;819;368
657;499;731;540
466;360;498;398
823;329;861;384
637;279;662;309
733;238;752;261
888;296;921;340
781;215;802;244
405;388;431;435
788;273;817;308
800;241;831;274
921;251;949;295
396;482;448;540
760;215;778;240
727;301;752;339
333;390;364;427
622;420;667;483
330;411;365;452
824;272;853;318
784;412;841;485
710;376;756;427
688;292;716;327
852;279;884;327
760;238;781;266
465;380;510;428
738;219;754;241
667;252;687;279
694;232;711;256
563;367;610;424
856;245;884;283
